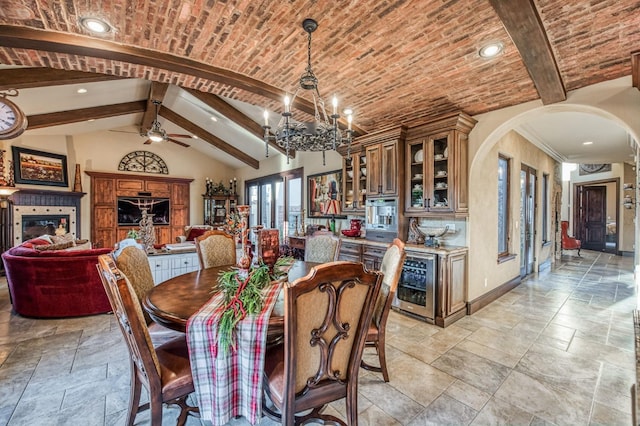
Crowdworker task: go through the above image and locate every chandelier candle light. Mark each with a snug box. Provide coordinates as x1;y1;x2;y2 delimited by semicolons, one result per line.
262;18;354;165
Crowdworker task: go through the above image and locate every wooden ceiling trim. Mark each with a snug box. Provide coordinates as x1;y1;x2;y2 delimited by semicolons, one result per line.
26;100;146;129
489;0;566;104
185;88;291;158
159;107;259;169
632;51;640;90
0;67;122;90
140;82;169;133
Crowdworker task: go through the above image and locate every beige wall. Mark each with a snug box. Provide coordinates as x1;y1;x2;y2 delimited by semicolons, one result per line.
467;130;558;301
4;130;236;240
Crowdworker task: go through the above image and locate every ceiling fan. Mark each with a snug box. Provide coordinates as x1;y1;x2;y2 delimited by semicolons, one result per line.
110;100;192;147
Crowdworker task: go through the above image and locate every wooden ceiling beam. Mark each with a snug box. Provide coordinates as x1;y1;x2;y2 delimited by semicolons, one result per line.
159;107;259;169
489;0;566;104
26;100;146;129
185;88;292;158
0;26;366;136
632;51;640;90
140;82;169;134
0;67;122;90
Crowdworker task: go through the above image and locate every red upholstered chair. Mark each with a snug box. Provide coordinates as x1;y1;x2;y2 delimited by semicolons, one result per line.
561;220;581;256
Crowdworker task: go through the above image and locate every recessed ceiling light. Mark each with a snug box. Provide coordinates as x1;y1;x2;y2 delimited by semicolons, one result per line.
210;116;218;122
479;42;504;58
343;108;353;115
77;88;88;94
192;135;199;139
80;17;112;34
87;118;95;122
583;141;593;145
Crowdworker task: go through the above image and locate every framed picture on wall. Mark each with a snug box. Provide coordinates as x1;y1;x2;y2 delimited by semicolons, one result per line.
12;146;69;187
307;170;346;218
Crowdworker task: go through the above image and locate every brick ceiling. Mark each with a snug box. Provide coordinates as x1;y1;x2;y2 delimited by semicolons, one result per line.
0;0;638;137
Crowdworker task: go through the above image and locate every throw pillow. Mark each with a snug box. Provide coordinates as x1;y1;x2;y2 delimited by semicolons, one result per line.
65;241;92;251
51;233;75;245
186;227;209;242
34;241;75;251
22;237;53;249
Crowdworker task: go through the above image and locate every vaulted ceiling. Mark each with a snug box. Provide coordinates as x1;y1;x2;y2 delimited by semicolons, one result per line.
0;0;638;168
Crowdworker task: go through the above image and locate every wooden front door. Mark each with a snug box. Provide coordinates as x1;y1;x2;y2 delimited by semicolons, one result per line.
580;185;607;251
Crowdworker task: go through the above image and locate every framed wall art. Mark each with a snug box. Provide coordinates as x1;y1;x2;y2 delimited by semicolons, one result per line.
307;169;345;218
12;146;69;187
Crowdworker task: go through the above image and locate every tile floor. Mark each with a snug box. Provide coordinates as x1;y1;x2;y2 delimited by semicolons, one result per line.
0;250;636;425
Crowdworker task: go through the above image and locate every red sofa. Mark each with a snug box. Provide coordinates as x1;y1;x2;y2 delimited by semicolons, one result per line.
2;244;114;318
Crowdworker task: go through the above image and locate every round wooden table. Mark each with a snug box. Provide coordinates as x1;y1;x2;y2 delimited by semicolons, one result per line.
143;260;318;333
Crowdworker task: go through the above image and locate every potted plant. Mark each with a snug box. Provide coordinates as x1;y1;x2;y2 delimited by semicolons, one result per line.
126;229;139;240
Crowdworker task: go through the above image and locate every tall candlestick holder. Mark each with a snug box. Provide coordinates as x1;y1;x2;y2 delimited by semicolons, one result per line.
236;205;251;270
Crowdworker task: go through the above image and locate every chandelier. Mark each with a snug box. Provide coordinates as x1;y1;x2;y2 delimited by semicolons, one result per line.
262;18;354;165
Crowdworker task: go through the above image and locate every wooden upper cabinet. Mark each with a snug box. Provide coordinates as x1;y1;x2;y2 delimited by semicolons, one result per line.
342;148;366;213
404;112;476;216
341;126;406;200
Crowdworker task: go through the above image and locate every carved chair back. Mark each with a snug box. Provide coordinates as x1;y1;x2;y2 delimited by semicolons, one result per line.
195;230;236;269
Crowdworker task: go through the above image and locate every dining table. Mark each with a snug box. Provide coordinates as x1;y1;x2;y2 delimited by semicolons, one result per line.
142;259;318;333
142;259;319;426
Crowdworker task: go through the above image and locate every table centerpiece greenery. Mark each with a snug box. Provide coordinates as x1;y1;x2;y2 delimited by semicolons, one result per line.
215;256;294;353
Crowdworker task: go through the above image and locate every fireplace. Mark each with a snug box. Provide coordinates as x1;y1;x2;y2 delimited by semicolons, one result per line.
22;215;70;241
9;189;84;247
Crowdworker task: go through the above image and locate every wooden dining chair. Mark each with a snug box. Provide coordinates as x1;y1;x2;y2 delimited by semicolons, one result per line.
194;230;236;269
361;238;406;382
262;261;382;426
304;231;341;263
97;254;199;426
113;243;184;344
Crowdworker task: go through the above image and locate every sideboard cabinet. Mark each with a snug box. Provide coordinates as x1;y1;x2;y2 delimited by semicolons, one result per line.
86;171;193;249
405;112;476;216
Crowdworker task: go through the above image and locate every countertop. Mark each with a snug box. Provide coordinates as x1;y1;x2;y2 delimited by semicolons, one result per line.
339;236;468;255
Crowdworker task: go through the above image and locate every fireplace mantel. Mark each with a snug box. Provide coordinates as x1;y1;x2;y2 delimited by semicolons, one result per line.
9;189;86;246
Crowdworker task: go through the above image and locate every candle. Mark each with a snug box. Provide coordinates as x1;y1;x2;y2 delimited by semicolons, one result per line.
263;109;269;126
347;114;353;130
284;95;290;113
332;95;338;115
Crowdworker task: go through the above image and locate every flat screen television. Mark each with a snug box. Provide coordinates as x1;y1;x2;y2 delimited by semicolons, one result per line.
117;197;170;226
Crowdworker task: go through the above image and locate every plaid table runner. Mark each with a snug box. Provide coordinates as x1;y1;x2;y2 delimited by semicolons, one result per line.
187;281;283;425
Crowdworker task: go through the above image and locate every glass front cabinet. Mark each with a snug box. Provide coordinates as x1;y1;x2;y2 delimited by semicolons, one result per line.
203;195;237;226
342;148;367;214
405;112;475;216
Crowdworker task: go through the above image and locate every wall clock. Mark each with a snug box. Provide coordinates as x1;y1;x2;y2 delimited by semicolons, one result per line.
0;93;28;140
118;151;168;174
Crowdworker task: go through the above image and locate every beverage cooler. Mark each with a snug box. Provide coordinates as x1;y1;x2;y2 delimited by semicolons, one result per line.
393;254;436;321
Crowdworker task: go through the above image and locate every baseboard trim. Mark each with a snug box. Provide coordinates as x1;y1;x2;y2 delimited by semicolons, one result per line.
467;276;521;315
538;258;552;272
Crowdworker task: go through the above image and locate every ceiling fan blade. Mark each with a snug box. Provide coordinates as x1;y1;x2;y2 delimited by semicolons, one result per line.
109;129;139;134
166;133;193;139
143;139;153;144
166;137;190;148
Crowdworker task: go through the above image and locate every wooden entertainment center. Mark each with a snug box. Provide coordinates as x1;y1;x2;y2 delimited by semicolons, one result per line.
86;171;193;249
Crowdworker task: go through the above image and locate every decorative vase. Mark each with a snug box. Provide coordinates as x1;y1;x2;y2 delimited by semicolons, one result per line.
236;205;251;269
73;164;83;192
